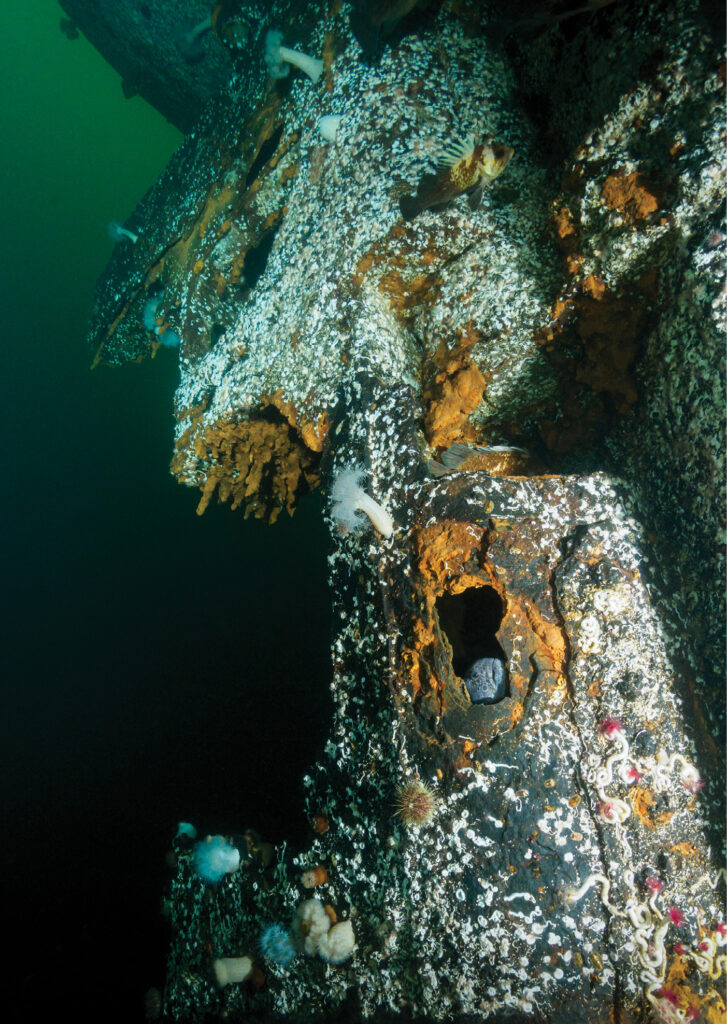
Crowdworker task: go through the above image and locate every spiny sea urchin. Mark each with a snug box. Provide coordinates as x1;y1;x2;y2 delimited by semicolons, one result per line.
393;780;437;826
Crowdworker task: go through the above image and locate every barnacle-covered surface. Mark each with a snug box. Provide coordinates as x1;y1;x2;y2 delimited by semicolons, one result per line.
81;0;726;1020
164;380;724;1023
86;0;328;371
90;1;562;504
507;0;726;786
166;4;562;522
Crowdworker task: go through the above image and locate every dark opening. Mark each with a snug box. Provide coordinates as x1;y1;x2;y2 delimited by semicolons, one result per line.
243;221;281;288
245;125;284;190
436;586;509;704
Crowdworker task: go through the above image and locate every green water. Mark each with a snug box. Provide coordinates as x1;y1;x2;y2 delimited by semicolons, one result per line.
1;5;332;1020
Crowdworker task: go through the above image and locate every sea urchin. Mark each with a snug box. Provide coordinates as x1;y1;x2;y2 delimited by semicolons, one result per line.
393;780;437;826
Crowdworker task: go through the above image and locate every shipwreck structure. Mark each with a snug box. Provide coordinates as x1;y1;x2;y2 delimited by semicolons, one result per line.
77;0;725;1020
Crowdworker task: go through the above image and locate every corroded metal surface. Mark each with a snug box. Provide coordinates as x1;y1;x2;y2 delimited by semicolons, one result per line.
83;0;725;1020
58;0;234;131
163;381;724;1023
58;0;326;132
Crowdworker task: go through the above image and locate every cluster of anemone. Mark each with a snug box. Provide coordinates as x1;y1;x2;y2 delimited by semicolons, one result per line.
259;899;355;968
292;898;355;964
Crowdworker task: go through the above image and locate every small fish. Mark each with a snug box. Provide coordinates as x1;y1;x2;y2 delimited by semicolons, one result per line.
428;442;537;478
399;135;514;221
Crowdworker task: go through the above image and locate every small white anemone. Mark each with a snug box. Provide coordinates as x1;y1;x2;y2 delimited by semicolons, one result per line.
107;220;138;244
264;29;323;83
318;920;355;963
319;115;342;143
330;465;394;538
291;898;331;955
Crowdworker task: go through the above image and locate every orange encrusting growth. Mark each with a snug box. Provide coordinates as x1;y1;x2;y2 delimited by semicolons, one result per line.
264;390;330;453
171;413;319;524
602;172;660;222
423;325;486;449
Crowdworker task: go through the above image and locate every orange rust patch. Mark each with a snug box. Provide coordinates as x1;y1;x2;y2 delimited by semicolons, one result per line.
586;677;601;699
351;223;447;300
378;269;443;313
657;957;714;1024
553;205;578;253
171;417;318;524
669;841;701;859
402;521;486;699
704;996;727;1024
352;250;376;288
628;786;673;829
403;520;573;737
417;521;486;587
402;519;567;749
423;326;486;448
582;274;606;299
602;172;659;221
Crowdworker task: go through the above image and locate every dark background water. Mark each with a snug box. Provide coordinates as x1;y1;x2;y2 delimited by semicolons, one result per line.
1;4;331;1019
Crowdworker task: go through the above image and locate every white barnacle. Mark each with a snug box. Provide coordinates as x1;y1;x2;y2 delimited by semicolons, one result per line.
578;613;602;654
319;115;342;143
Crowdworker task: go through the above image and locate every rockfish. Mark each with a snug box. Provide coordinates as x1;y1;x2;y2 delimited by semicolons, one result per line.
399;135;514;221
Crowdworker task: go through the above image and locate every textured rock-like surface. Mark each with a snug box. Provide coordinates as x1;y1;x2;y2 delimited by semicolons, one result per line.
508;0;726;761
87;0;724;708
82;0;726;1020
164;382;724;1024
